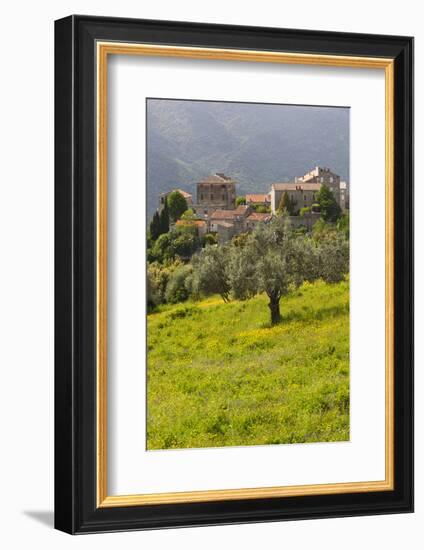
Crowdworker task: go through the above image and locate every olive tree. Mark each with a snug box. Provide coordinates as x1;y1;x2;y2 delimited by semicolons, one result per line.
228;217;320;324
191;216;349;325
318;234;349;283
191;244;231;303
165;264;193;304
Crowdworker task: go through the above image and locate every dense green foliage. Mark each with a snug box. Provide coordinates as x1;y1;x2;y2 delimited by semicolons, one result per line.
165;264;194;304
167;190;188;222
202;233;218;246
148;231;201;264
337;212;350;239
316;184;342;222
192;216;349;324
192;245;232;302
149;199;170;241
180;208;196;220
252;204;271;213
159;199;170;234
149;211;161;241
147;279;350;450
147;261;180;310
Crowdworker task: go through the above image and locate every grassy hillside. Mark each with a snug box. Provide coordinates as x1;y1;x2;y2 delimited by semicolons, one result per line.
147;279;349;450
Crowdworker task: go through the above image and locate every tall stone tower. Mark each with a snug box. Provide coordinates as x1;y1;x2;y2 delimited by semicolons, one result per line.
196;173;236;213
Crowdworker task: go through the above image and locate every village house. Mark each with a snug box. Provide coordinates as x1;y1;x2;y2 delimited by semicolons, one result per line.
297;166;348;211
244;211;273;230
216;221;237;242
208;205;272;241
270;182;321;214
208;205;252;233
270;166;348;214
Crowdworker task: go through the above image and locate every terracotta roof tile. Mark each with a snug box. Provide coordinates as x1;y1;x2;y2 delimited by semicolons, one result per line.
210;205;250;219
175;219;206;227
198;173;236;184
246;194;271;203
247;212;272;222
210;210;238;219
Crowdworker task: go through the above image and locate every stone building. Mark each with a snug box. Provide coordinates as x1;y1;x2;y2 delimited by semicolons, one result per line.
208;206;272;241
297;166;348;209
195;173;236;214
216;221;237;243
209;205;252;233
244;211;273;230
298;166;340;187
270;182;321;214
270;167;348;214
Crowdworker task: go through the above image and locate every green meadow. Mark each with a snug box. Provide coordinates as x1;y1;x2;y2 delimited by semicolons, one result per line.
146;279;350;450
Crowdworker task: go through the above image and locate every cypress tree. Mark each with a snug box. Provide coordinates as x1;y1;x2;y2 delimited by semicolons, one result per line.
278;191;293;215
316;184;341;222
149;211;161;241
159;198;170;234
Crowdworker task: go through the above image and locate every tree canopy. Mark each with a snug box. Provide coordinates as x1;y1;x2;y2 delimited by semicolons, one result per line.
316;184;341;222
167;191;188;222
149;199;170;241
159;198;170;234
192;244;232;303
149;210;161;241
180;208;196;221
191;217;349;325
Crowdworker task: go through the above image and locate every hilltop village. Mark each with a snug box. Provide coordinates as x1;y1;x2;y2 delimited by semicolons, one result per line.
156;167;349;243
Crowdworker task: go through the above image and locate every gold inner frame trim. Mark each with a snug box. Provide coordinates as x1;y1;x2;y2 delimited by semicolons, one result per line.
96;41;395;508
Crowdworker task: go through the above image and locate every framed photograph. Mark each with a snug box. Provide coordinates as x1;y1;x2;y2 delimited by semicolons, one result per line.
54;15;413;534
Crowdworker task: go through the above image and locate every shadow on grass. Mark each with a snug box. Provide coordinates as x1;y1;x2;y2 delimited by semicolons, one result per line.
260;303;349;329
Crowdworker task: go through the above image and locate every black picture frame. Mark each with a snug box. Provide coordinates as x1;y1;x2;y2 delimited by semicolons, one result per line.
55;14;414;534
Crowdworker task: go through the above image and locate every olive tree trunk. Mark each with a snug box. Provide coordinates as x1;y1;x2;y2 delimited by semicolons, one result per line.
268;294;281;325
